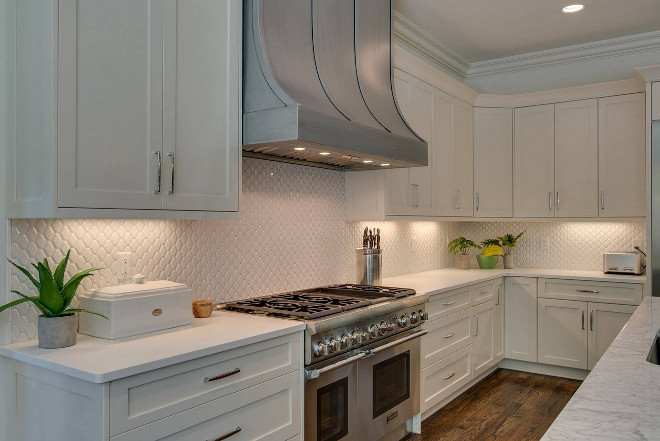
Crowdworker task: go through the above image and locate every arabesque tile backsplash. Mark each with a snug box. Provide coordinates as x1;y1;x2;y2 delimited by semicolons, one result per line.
6;158;646;342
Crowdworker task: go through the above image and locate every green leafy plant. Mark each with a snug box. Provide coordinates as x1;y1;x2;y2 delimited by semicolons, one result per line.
447;237;479;255
497;231;526;255
480;238;501;248
2;250;107;319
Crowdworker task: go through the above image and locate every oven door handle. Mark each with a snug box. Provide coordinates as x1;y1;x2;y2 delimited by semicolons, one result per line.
305;352;367;380
361;329;429;356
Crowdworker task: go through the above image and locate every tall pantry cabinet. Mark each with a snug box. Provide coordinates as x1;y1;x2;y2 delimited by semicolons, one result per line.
7;0;241;218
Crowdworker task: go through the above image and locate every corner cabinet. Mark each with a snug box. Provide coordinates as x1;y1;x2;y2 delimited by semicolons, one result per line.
7;0;241;219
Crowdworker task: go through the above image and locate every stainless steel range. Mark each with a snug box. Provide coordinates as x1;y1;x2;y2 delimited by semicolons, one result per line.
225;284;429;441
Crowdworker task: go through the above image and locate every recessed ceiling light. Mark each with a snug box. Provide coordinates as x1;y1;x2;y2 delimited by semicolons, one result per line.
562;4;585;13
363;160;373;163
380;163;390;167
319;152;331;155
294;147;306;151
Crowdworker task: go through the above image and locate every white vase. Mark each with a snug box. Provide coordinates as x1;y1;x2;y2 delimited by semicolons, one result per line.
503;254;514;269
458;254;470;270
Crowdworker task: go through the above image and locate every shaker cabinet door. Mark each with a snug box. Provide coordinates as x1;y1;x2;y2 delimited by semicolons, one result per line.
504;277;538;362
598;93;646;218
514;105;555;218
162;0;240;212
587;303;637;369
538;298;588;370
57;0;164;210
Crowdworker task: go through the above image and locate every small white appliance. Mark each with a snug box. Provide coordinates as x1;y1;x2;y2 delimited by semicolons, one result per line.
78;280;193;339
603;253;643;275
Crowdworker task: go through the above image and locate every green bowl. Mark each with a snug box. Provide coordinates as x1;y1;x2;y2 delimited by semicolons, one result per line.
476;254;499;269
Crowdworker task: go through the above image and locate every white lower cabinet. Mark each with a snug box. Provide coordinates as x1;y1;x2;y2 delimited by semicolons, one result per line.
538;298;589;369
588;303;637;369
421;345;472;413
538;298;638;370
504;277;538;362
471;301;495;378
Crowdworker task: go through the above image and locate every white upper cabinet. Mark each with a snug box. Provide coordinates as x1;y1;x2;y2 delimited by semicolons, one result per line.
598;93;646;218
473;108;513;218
9;0;241;218
554;99;598;218
434;90;456;216
514;105;555;218
387;70;434;216
58;0;164;210
452;100;474;217
161;0;240;212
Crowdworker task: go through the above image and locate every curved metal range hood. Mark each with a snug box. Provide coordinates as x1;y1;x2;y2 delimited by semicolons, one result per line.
242;0;428;170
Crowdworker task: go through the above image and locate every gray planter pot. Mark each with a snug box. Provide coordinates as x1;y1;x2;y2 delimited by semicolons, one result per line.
38;314;77;349
458;254;470;270
503;254;514;269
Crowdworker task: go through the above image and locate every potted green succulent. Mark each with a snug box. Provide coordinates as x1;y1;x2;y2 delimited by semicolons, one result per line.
448;237;479;270
2;251;106;349
497;231;526;269
477;239;503;270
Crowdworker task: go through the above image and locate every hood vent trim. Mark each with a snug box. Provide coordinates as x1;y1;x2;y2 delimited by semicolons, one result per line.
242;0;429;170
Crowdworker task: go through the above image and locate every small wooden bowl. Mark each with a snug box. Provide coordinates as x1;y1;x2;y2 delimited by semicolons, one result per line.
192;300;213;318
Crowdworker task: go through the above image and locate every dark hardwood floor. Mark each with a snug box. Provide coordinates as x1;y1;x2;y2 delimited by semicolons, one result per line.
409;368;582;441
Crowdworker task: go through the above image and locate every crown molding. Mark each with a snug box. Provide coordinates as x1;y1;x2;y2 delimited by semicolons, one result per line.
467;30;660;79
392;11;470;80
636;65;660;83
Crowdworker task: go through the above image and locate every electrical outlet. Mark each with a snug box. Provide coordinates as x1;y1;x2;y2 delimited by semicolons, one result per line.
632;239;644;251
117;252;132;280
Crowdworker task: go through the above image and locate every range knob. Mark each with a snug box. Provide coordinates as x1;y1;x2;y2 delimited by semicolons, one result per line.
350;330;366;345
418;309;429;321
329;338;341;353
368;324;379;339
314;341;330;357
340;334;351;349
378;320;393;335
397;315;410;328
409;311;420;324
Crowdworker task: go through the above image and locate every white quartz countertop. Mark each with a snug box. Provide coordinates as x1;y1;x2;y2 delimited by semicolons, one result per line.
0;311;305;383
383;268;645;297
541;296;660;440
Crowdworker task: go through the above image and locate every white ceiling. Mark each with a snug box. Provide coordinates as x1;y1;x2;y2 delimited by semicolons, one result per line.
394;0;660;62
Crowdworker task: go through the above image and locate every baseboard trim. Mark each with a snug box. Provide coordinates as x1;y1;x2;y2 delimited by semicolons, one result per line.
498;359;589;381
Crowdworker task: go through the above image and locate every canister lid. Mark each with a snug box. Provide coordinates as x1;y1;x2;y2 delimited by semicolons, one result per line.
81;280;190;300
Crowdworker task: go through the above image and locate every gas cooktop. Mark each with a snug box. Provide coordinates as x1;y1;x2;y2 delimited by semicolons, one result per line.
225;284;416;320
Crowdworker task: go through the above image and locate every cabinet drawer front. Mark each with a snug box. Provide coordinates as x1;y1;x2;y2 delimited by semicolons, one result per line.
472;281;495;305
538;278;643;305
111;371;301;441
110;333;301;436
421;345;472;413
427;288;470;321
422;309;472;368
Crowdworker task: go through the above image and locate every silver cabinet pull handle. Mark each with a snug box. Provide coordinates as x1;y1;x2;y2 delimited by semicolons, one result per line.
154;151;162;194
209;427;242;441
474;314;479;336
601;191;605;210
416;185;420;207
590;310;594;331
475;192;479;211
557;191;560;211
549;191;553;211
204;368;240;383
168;152;175;195
411;184;419;207
443;332;455;339
581;310;585;330
442;301;455;306
444;372;456;380
577;289;599;294
496;285;500;305
457;190;461;210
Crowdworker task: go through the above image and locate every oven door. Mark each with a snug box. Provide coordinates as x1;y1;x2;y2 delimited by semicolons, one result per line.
305;355;359;441
357;329;425;441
